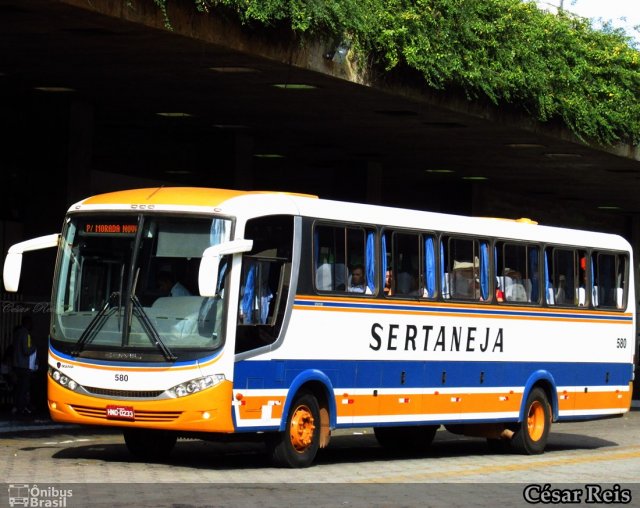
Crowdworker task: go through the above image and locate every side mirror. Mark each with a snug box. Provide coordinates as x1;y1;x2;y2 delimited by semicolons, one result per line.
198;239;253;297
3;233;60;292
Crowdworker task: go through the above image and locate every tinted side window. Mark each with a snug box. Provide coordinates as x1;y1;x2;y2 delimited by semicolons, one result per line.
495;242;540;304
592;252;627;309
314;224;375;295
442;236;489;302
544;247;586;307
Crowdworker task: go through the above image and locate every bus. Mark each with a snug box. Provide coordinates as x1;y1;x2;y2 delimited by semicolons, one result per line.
3;187;635;467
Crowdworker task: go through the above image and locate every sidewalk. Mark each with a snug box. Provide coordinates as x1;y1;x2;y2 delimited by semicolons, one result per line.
0;407;82;434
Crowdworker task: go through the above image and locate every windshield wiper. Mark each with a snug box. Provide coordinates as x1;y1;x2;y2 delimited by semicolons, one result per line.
117;264;124;332
130;294;177;362
72;292;120;356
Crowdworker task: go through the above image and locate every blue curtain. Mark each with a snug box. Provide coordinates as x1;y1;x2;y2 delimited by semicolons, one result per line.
381;234;387;289
544;250;551;303
480;242;489;301
590;256;596;306
210;218;226;246
425;237;435;297
366;231;375;293
217;261;228;293
241;264;255;324
210;218;228;293
440;241;447;297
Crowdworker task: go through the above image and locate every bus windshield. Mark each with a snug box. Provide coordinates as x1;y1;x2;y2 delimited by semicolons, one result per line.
51;214;232;357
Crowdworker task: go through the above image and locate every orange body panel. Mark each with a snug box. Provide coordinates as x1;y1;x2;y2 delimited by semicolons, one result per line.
236;395;285;421
573;384;632;412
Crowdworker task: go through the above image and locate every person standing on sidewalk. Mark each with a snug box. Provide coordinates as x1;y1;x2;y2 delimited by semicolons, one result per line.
12;315;36;416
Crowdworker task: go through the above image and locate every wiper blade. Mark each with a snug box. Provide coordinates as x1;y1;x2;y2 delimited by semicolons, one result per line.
72;292;119;356
130;294;177;362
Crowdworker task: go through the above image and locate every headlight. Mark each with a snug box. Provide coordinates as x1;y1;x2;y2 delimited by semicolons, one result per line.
167;374;224;398
48;367;80;392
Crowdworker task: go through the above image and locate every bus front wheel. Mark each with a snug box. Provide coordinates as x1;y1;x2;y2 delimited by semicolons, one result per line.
123;428;177;460
511;387;551;455
269;391;321;468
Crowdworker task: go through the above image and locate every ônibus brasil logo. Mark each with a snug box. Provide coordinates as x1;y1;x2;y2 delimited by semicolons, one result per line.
7;484;73;507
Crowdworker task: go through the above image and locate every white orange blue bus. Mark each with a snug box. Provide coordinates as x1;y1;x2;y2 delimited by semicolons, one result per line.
2;187;635;467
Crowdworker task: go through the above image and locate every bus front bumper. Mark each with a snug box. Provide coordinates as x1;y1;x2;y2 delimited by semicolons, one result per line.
48;377;235;433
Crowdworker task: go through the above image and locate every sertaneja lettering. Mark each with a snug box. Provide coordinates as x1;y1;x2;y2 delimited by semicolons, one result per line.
370;323;504;353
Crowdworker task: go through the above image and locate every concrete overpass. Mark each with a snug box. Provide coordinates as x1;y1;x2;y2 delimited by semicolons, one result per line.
1;0;640;296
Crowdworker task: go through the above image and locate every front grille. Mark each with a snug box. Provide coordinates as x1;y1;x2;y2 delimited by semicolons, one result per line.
71;404;182;422
84;386;164;398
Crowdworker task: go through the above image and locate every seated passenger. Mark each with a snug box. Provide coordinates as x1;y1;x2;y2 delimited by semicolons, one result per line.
384;269;394;296
396;271;414;295
554;275;567;305
157;271;191;297
452;261;475;298
348;264;366;293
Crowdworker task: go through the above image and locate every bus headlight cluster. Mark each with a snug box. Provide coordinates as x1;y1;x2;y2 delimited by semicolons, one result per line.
167;374;225;398
48;367;80;392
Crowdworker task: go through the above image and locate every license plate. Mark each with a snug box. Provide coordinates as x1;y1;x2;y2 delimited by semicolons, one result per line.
106;405;135;421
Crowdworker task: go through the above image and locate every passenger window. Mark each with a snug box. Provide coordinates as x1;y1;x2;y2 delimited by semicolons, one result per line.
592;252;627;309
382;230;436;299
314;224;375;295
545;247;585;307
392;232;418;296
495;242;539;304
442;236;489;302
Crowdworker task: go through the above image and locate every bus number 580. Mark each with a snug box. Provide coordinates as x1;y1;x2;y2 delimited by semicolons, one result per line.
616;338;627;348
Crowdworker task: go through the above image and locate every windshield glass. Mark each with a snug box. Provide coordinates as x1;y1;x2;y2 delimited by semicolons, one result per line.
52;214;231;355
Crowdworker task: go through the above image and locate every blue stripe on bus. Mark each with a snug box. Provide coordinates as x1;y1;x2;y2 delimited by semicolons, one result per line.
294;299;633;322
234;359;633;391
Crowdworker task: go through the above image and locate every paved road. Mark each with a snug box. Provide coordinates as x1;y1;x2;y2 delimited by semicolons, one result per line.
2;410;639;507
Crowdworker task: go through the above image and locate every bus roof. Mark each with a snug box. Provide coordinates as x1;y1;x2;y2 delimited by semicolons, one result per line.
71;187;630;251
76;187;317;208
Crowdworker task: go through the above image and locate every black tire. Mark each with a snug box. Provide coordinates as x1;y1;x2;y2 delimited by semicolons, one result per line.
123;428;177;460
269;391;321;468
511;387;551;455
374;425;438;451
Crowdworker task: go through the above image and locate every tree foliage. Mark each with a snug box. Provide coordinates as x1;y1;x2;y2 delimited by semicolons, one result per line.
174;0;640;146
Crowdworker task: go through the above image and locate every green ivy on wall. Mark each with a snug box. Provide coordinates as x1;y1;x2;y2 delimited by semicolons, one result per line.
160;0;640;146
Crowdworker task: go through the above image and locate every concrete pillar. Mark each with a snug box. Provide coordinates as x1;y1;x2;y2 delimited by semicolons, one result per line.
67;100;93;205
366;161;382;205
234;132;253;190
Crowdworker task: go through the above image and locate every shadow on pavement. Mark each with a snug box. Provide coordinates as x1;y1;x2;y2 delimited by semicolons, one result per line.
47;428;619;470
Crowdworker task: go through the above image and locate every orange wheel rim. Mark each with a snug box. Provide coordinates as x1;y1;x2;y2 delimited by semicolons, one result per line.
289;405;315;452
527;400;545;441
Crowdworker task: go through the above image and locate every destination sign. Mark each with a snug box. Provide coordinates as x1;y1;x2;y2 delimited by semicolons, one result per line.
82;223;138;235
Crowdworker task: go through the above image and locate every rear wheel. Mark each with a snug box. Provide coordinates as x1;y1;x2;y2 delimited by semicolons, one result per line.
511;387;551;455
123;428;177;460
269;391;321;468
374;425;438;451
